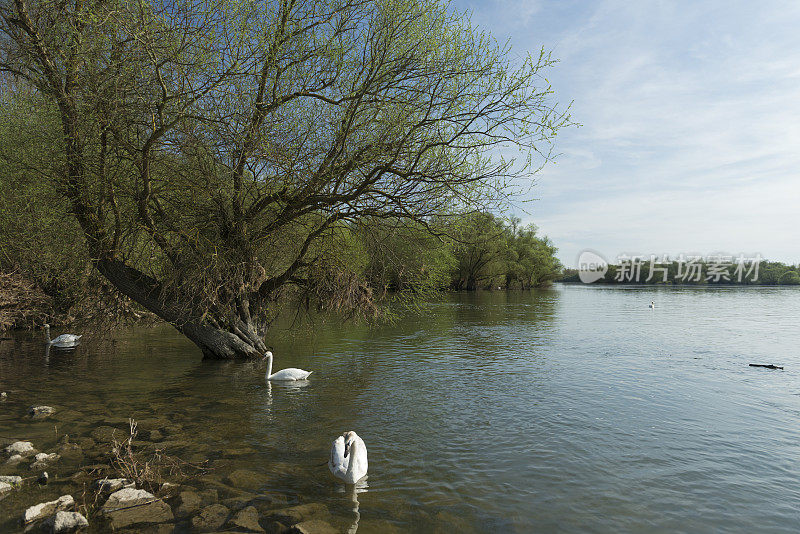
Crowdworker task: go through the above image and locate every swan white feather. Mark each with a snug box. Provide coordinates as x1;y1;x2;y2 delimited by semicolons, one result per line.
264;351;312;381
44;324;81;346
329;431;368;484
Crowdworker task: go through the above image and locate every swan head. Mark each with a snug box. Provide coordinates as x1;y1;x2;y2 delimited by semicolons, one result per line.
43;323;50;329
262;350;273;360
343;431;358;457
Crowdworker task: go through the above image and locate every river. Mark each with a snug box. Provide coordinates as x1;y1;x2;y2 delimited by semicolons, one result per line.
1;285;799;532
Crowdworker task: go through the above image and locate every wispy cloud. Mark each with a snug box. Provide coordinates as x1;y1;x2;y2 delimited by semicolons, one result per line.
456;0;800;264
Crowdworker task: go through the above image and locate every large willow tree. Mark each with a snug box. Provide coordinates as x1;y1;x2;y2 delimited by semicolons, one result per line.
0;0;569;358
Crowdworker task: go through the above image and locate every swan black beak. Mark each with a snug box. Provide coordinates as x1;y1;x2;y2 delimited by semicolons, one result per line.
344;441;350;458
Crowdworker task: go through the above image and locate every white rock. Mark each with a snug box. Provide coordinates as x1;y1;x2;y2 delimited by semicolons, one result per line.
103;488;155;509
0;481;12;495
94;478;135;494
6;454;25;465
41;511;89;533
5;441;35;456
22;495;74;524
0;475;22;485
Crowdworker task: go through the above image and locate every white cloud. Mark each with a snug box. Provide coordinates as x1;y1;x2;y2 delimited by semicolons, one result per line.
457;0;800;264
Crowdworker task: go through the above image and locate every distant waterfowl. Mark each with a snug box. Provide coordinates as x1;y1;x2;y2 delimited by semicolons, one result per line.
329;431;368;484
264;350;312;381
43;324;81;346
649;301;655;308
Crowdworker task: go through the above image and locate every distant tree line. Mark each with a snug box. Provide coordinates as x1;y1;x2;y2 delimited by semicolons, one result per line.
361;213;562;293
560;258;800;285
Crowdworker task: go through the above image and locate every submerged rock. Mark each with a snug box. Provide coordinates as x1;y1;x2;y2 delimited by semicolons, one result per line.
227;505;265;533
57;442;84;464
5;441;36;456
40;511;89;533
225;469;267;491
140;428;164;442
6;454;26;465
28;406;56;420
101;488;173;530
90;426;124;443
22;495;75;524
198;488;219;505
0;481;13;496
190;503;230;532
264;521;289;534
31;452;61;470
172;490;202;518
265;503;329;526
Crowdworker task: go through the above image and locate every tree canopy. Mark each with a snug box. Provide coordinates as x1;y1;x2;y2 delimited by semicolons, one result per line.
0;0;569;357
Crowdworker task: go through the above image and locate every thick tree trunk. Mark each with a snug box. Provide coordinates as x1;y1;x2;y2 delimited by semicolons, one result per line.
180;321;267;360
96;258;267;359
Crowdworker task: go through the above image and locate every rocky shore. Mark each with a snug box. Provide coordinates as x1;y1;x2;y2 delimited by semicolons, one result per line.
0;401;342;533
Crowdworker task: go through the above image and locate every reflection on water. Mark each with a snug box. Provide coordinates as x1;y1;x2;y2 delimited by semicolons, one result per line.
2;286;800;532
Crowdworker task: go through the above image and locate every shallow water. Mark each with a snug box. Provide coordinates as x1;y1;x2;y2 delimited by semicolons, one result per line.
2;285;800;532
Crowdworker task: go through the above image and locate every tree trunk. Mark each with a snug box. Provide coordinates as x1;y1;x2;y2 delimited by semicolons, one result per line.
96;258;267;359
180;321;267;360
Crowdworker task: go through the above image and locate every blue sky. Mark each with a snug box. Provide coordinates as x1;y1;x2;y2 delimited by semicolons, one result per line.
453;0;800;266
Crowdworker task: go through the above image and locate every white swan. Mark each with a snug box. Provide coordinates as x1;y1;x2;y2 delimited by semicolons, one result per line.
649;301;655;308
329;431;368;484
43;324;81;346
264;350;312;381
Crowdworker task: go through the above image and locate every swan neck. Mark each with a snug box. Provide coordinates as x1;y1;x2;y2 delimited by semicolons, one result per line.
44;325;51;343
345;440;360;476
265;353;272;379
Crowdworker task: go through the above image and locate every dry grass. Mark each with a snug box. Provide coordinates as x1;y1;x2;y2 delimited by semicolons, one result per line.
0;270;52;331
110;419;208;493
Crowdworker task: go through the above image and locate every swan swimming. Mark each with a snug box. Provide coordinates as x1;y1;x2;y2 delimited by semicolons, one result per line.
264;350;312;381
329;431;368;484
649;301;655;309
43;324;81;346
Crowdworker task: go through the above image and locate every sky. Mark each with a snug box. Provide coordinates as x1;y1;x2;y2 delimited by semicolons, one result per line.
452;0;800;267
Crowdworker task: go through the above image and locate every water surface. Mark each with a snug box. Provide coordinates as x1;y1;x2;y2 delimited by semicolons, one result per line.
2;285;800;532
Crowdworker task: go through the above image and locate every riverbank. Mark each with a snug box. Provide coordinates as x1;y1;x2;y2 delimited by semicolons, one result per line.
0;396;345;533
0;270;153;333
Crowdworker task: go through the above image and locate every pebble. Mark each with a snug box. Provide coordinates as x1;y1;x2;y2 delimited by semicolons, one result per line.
6;454;25;465
5;441;35;456
190;504;230;532
227;505;265;533
101;488;174;529
28;405;56;420
22;495;74;524
31;452;61;470
41;510;89;533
